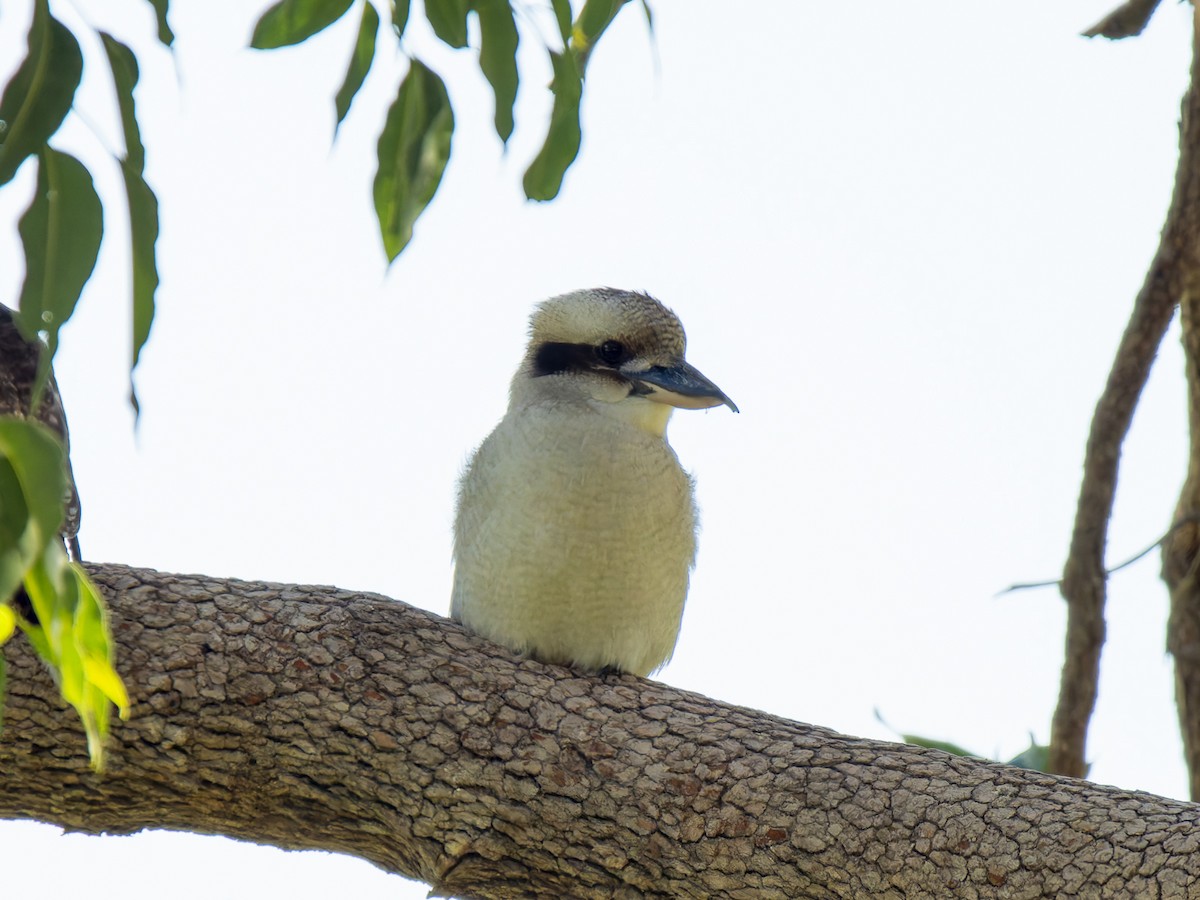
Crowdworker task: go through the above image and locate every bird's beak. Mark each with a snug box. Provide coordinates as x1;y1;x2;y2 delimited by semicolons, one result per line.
624;360;739;413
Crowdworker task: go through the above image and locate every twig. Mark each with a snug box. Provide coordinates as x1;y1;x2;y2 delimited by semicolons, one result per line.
1083;0;1164;39
1000;514;1200;595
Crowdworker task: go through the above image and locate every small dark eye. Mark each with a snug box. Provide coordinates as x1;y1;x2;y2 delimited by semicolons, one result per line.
597;340;625;366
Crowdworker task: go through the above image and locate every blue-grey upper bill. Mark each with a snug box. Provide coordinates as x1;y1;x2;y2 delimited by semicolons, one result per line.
628;361;739;413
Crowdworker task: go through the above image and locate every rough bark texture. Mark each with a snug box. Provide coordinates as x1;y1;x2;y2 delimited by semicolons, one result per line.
4;564;1200;899
1054;3;1199;781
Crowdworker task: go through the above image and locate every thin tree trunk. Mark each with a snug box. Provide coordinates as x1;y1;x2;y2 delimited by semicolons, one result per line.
1053;2;1200;780
3;563;1200;899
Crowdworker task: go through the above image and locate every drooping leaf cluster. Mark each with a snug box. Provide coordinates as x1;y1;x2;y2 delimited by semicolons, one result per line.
0;0;644;767
248;0;641;260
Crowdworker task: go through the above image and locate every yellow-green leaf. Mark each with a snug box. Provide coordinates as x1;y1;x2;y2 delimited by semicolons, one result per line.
0;605;15;644
20;550;127;769
73;567;129;717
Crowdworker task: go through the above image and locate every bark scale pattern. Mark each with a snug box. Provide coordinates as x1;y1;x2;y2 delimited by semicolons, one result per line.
2;564;1200;898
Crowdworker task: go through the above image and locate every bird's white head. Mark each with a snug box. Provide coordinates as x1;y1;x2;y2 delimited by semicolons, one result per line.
512;288;737;436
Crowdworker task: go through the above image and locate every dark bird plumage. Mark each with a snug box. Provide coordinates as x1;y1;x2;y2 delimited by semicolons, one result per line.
0;305;82;561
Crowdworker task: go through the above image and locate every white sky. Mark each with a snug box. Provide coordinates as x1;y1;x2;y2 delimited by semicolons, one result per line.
1;1;1195;896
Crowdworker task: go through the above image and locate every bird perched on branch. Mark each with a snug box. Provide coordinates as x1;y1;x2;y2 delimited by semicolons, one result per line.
0;304;82;562
451;288;737;677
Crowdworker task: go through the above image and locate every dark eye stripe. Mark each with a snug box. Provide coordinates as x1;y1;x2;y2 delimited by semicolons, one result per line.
533;341;599;377
532;340;633;378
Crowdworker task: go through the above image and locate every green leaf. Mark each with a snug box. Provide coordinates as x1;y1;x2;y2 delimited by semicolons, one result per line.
522;49;581;201
1005;736;1052;772
572;0;629;71
251;0;355;49
373;58;454;262
639;0;654;33
0;0;83;186
99;34;146;172
123;168;161;415
425;0;469;48
900;733;979;758
549;0;572;44
146;0;175;48
16;149;104;379
0;420;67;604
334;2;380;131
474;0;518;144
575;0;621;46
391;0;411;37
100;33;162;414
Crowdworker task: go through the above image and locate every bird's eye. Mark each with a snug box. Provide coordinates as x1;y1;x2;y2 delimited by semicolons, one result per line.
597;340;625;366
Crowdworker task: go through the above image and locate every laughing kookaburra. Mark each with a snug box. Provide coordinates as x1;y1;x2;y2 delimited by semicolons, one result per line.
451;288;737;677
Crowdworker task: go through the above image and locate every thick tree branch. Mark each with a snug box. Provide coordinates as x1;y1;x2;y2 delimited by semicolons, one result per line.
4;565;1200;898
1052;3;1200;780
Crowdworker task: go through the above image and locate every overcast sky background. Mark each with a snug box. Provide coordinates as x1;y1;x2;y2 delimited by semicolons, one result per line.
1;1;1195;896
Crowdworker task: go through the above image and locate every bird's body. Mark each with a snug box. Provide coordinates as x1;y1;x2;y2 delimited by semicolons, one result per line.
451;288;735;677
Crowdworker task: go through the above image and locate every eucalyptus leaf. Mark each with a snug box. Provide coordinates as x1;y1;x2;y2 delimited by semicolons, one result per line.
99;34;146;172
100;33;161;415
0;420;66;604
373;59;454;261
576;0;622;45
425;0;469;48
251;0;355;50
146;0;175;48
123;168;161;413
0;0;83;186
474;0;519;144
334;2;380;131
573;0;629;71
392;0;411;37
16;149;103;376
19;544;126;770
522;50;581;201
549;0;572;44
